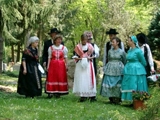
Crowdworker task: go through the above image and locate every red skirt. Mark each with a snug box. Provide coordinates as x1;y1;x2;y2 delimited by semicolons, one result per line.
46;60;68;94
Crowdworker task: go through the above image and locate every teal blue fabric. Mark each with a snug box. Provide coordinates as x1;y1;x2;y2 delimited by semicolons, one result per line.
100;48;126;98
131;36;139;48
121;48;148;101
123;48;146;75
100;75;122;97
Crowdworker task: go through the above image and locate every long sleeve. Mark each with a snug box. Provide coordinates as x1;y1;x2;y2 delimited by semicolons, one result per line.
121;51;127;65
146;44;154;70
22;49;27;61
137;49;146;67
121;42;125;52
103;43;107;71
94;44;99;58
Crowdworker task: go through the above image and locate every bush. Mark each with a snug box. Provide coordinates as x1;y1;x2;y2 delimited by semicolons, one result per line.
140;87;160;120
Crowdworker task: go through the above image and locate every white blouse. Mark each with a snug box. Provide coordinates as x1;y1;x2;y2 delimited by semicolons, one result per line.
48;45;68;58
139;44;154;70
94;43;100;58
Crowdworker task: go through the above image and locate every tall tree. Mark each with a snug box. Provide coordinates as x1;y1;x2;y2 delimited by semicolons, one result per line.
148;9;160;59
0;0;22;74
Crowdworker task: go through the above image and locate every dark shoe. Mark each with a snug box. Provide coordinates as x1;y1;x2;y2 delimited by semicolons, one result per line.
25;95;29;98
47;94;53;98
55;94;60;98
128;104;133;107
109;97;114;103
78;97;86;102
113;97;121;105
89;97;97;102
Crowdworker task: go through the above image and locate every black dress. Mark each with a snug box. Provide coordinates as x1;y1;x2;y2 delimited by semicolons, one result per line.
17;46;42;97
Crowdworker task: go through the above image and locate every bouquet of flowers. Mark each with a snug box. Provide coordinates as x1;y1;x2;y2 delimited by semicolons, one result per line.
147;68;160;82
156;68;160;80
132;91;151;101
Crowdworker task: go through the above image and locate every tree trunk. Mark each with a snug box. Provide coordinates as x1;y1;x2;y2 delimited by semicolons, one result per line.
11;44;14;62
16;42;21;62
98;29;106;61
0;31;3;74
38;23;43;57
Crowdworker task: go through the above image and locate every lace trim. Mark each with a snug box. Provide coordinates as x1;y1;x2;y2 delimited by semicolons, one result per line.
46;91;68;93
34;65;41;89
102;84;121;88
47;82;68;85
121;89;133;92
73;92;96;96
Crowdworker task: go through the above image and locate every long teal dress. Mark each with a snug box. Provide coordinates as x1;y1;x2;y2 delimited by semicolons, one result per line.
100;48;126;98
121;47;148;101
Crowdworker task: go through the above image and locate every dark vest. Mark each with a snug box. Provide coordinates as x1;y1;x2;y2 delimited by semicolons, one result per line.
91;43;97;76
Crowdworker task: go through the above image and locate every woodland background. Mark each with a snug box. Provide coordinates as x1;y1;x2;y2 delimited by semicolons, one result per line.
0;0;160;74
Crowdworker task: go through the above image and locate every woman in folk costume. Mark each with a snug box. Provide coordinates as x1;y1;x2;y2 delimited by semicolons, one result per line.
100;37;126;104
73;34;97;102
46;35;68;98
121;36;148;101
136;33;155;76
17;36;42;98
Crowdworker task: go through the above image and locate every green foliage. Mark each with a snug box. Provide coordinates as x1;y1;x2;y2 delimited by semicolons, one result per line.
98;61;103;67
148;9;160;59
140;87;160;120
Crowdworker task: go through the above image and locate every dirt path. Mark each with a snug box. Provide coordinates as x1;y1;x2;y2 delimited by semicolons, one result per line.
0;85;16;92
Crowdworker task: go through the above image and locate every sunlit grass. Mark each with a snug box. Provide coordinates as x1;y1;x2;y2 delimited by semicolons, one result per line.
0;71;158;120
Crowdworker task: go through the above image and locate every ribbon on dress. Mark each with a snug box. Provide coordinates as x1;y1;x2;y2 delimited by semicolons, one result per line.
74;43;95;88
90;61;94;88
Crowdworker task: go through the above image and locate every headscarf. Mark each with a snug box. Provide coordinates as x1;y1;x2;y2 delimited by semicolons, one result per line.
83;31;93;40
28;36;39;46
131;36;139;48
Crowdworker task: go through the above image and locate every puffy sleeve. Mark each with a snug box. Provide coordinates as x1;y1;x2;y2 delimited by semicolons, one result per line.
146;44;154;70
63;46;68;58
121;42;125;52
48;47;52;58
137;49;146;67
94;44;100;58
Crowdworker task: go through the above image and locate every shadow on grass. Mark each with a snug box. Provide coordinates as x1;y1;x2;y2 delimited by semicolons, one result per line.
2;71;19;78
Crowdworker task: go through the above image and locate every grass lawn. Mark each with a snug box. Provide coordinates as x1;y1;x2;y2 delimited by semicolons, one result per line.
0;71;159;120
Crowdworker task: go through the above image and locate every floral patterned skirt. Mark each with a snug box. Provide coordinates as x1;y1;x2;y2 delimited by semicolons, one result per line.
100;75;122;98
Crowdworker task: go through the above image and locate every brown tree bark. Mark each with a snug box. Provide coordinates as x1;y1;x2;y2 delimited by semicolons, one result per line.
16;42;21;62
38;23;43;57
11;44;14;62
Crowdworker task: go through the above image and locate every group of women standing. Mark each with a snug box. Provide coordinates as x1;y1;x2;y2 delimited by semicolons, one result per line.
100;35;149;104
17;29;149;105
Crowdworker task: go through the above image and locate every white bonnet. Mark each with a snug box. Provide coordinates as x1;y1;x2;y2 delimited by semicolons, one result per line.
28;36;39;45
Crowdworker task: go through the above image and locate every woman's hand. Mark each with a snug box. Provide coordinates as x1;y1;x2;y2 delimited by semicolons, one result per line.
23;69;27;75
66;66;69;71
75;57;82;60
46;67;49;72
151;69;155;73
88;57;94;60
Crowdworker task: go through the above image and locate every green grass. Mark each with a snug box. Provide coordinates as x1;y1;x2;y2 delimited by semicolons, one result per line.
0;71;159;120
